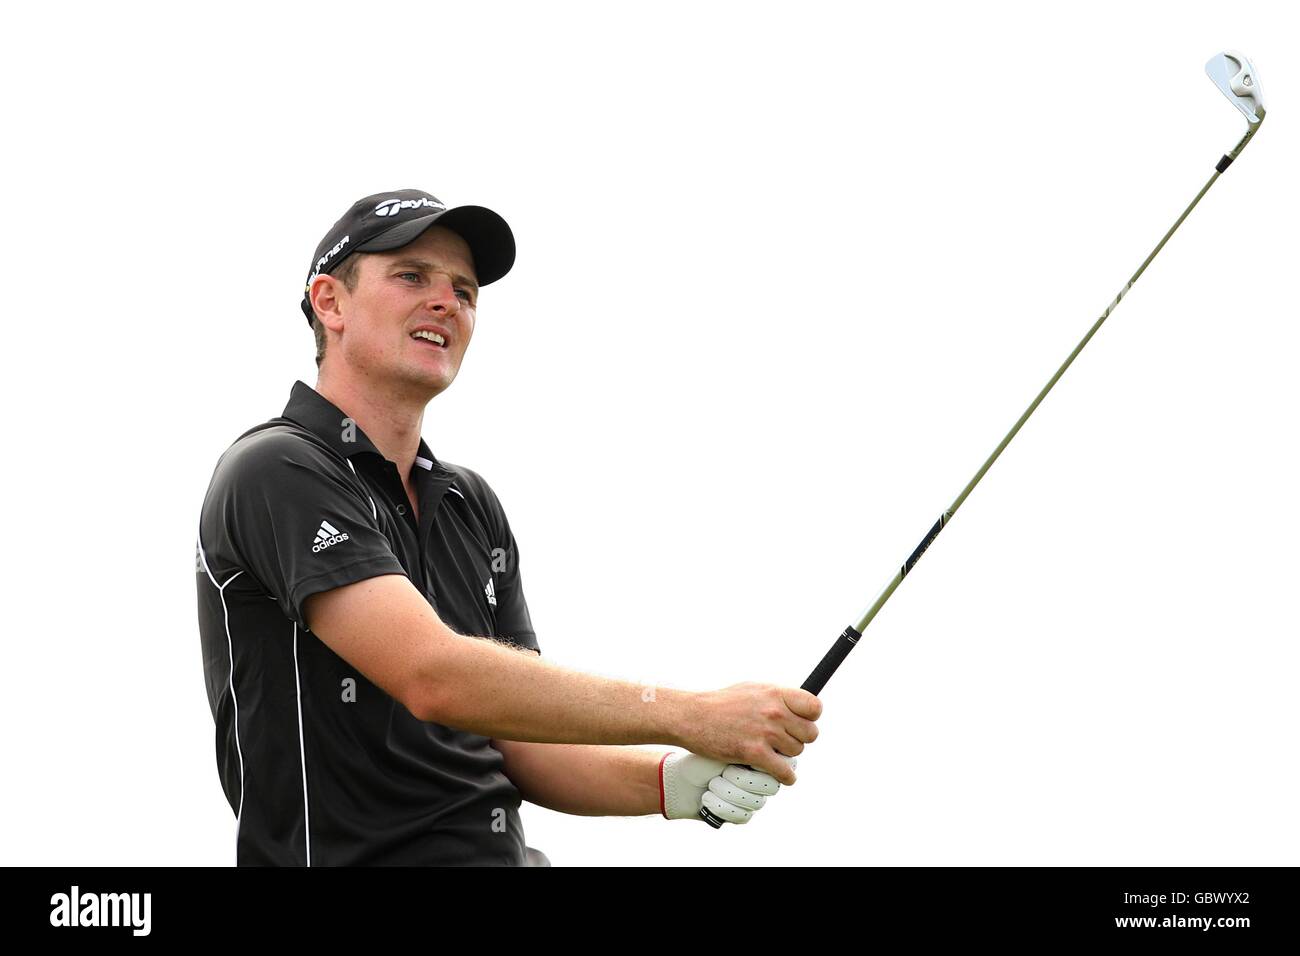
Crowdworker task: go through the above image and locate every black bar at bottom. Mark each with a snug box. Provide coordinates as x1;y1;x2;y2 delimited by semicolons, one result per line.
1216;153;1234;173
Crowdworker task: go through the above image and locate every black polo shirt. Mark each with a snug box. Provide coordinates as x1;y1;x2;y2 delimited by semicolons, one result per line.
196;381;540;866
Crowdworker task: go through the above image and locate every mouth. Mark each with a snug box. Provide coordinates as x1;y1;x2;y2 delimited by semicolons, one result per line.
410;329;449;350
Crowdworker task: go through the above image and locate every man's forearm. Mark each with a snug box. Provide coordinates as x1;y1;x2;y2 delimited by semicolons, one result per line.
304;574;816;782
415;627;692;748
492;741;666;817
307;574;693;747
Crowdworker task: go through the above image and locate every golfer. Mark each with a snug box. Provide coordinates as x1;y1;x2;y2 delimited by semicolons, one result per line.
195;189;821;865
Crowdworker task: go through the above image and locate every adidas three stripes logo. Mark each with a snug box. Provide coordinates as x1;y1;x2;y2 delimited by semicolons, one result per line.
312;520;350;553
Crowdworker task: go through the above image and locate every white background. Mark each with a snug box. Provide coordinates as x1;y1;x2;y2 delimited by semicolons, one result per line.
1;1;1295;867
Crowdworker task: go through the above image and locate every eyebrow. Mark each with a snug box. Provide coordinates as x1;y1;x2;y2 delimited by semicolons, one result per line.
389;257;479;293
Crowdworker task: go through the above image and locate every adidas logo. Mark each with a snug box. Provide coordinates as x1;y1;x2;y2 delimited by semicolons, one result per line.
312;520;350;553
484;578;497;606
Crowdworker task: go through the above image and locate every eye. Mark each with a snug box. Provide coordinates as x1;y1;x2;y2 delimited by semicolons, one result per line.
397;272;421;282
455;288;474;303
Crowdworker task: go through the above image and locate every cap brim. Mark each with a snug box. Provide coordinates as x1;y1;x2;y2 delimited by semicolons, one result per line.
356;205;516;286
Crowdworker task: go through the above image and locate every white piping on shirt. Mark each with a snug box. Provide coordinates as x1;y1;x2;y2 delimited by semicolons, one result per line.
292;622;312;867
346;459;379;519
197;534;247;861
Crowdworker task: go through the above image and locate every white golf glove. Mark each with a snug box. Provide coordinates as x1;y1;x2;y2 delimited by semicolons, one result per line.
659;752;794;824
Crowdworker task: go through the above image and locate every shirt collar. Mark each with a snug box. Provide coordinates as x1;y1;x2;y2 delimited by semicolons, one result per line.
280;380;448;475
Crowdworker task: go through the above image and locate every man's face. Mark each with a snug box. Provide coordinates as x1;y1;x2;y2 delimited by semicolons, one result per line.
332;225;479;397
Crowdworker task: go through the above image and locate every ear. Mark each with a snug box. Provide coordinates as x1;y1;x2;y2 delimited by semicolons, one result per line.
309;273;349;334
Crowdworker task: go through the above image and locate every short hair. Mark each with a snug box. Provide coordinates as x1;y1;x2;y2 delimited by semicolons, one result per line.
311;253;366;368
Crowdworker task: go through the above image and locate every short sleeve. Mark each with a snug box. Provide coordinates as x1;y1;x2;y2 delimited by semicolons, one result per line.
199;427;407;629
491;506;538;652
450;466;538;653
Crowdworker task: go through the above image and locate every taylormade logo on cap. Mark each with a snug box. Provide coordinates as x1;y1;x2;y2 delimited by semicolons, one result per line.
374;196;446;217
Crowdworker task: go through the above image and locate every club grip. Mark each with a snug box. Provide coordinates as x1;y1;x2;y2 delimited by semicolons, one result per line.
700;625;860;828
801;625;862;695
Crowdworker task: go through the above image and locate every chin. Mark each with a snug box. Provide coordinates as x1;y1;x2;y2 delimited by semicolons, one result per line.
402;366;456;396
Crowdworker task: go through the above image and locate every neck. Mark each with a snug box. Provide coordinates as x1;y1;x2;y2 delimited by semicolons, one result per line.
315;367;429;479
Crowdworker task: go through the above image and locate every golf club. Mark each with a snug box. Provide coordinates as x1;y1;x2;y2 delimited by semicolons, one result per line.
701;50;1266;828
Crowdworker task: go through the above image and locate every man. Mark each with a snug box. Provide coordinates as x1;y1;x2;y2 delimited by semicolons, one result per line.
196;189;821;865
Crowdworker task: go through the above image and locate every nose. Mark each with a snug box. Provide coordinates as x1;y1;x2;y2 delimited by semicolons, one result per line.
425;275;460;316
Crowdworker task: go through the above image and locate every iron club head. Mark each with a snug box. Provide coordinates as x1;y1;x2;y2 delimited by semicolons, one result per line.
1206;50;1265;125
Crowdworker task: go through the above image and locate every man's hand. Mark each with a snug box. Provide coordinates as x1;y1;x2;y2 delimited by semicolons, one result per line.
660;753;795;824
677;683;821;784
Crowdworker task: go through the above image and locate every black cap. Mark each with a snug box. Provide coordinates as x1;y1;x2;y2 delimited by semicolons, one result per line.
300;189;515;325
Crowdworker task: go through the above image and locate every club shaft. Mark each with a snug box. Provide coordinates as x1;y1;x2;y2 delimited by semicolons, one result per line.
802;128;1259;696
